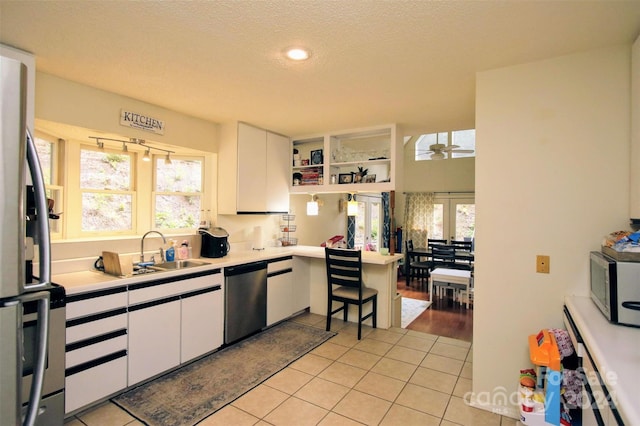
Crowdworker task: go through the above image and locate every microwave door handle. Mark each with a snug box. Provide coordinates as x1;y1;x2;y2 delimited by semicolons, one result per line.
19;291;50;426
621;301;640;311
25;128;50;287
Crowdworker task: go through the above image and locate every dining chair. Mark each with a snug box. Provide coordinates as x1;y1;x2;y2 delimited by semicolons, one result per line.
324;247;377;340
427;238;448;249
449;240;474;271
405;239;431;287
429;245;457;299
450;240;473;251
430;245;456;269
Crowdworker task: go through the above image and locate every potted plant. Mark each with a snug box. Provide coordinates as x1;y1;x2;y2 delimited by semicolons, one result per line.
353;166;368;183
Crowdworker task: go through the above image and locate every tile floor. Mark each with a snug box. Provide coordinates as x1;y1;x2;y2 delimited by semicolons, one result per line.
64;313;517;426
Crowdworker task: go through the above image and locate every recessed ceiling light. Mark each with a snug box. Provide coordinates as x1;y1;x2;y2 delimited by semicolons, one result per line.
286;48;310;61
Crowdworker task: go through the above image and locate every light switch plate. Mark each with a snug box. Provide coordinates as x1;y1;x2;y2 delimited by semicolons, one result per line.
536;255;550;273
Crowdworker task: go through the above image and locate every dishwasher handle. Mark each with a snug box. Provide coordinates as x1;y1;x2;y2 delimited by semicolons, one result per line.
224;260;267;277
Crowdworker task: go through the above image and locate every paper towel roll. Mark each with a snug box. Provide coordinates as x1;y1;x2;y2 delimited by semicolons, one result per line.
252;226;264;250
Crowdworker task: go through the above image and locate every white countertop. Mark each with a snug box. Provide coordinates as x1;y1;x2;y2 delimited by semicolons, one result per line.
55;246;402;295
564;296;640;425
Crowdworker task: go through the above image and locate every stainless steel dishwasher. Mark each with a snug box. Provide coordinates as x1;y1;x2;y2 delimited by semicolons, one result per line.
224;261;268;344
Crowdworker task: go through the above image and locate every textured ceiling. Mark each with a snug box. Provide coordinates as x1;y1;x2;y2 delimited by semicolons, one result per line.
2;1;640;138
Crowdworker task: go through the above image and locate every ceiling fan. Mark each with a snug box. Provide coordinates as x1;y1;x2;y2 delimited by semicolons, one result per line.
419;143;474;160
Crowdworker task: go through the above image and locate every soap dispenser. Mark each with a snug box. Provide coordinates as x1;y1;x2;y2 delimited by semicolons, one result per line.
165;240;175;262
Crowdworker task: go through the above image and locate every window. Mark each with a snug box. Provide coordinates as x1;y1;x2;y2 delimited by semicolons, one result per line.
34;123;212;240
34;133;55;185
80;147;134;233
154;156;203;230
414;129;475;161
451;129;475;159
34;131;63;237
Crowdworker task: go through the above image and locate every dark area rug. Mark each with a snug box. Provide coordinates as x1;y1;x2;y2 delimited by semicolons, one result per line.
113;321;335;426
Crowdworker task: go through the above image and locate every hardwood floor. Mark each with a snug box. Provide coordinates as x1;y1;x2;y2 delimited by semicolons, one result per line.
396;275;473;342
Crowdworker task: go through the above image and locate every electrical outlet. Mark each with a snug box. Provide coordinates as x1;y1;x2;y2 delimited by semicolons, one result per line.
536;255;550;273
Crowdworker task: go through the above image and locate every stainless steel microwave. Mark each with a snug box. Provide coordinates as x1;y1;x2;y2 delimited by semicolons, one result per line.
590;251;640;327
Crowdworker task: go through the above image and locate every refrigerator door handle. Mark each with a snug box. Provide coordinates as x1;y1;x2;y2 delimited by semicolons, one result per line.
19;290;50;426
25;128;50;288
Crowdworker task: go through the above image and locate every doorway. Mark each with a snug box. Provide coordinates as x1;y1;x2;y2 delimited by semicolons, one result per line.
353;194;382;251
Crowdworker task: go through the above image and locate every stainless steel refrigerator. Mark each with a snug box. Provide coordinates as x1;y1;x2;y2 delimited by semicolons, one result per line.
1;55;65;425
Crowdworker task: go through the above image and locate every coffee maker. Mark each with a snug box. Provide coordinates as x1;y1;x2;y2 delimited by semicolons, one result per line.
199;227;230;258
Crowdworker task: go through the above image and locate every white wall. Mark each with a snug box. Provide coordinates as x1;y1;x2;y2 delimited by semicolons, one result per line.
35;72;219;153
34;72;222;265
473;44;631;417
396;142;475;227
289;193;346;246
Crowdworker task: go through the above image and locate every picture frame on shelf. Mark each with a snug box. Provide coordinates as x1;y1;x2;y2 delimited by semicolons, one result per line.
338;173;353;184
302;159;310;166
311;149;323;165
364;174;376;183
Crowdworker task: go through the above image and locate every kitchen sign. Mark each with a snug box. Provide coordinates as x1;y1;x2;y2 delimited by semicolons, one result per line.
120;109;165;135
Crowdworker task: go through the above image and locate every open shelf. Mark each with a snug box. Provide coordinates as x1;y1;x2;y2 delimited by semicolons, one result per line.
290;124;400;193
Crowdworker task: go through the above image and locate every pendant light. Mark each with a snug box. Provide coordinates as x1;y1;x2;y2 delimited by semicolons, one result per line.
307;194;319;216
143;148;151;162
347;194;358;216
164;153;172;165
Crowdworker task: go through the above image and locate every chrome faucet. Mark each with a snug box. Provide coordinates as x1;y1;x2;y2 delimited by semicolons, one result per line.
140;231;167;264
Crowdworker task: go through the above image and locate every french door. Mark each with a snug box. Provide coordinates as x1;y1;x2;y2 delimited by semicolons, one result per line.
431;194;475;242
354;195;382;251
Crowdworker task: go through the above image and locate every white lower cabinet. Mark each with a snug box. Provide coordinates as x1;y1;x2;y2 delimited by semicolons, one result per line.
128;270;223;385
181;284;223;362
267;257;294;326
127;298;181;385
292;257;311;313
64;269;224;415
65;287;128;414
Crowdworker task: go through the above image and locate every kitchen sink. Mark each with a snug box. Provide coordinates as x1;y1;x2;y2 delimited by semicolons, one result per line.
148;260;209;271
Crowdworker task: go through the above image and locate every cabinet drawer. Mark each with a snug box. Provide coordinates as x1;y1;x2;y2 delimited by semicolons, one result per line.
268;257;293;274
562;307;586;358
66;287;127;320
129;273;221;305
65;354;127;414
66;312;127;344
66;332;127;368
582;351;615;424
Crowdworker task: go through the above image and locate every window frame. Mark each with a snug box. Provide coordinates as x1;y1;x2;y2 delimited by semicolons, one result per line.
75;144;137;237
34;130;64;239
152;154;205;232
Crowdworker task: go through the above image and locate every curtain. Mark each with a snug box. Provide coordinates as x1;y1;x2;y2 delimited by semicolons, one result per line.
382;192;390;250
403;192;435;249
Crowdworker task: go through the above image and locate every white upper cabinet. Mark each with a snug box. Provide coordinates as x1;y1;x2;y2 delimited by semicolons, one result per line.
265;131;291;212
218;122;290;214
290;124;402;194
